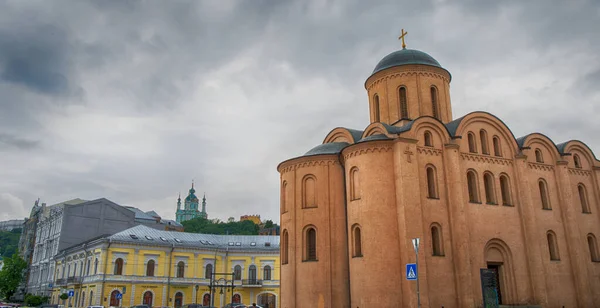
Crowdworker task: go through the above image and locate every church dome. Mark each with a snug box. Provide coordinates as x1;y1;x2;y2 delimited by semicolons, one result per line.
372;48;445;75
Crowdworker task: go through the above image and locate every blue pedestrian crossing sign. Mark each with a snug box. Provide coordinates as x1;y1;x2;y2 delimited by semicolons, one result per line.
116;293;123;300
406;263;418;280
68;290;74;297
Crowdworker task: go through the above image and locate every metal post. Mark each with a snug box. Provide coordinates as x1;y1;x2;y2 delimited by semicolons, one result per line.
416;244;421;308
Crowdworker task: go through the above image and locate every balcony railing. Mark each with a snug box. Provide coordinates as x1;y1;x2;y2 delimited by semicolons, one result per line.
67;276;83;284
55;278;67;286
241;279;262;286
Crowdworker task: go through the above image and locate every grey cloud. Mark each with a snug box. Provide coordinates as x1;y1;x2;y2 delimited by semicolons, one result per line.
0;133;40;150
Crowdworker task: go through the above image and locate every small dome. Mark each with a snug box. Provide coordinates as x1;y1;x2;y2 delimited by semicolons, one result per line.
372;48;446;75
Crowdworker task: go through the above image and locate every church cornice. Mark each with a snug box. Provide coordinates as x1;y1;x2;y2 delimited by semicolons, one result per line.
527;162;555;172
568;168;592;177
342;141;393;161
461;153;514;166
365;65;450;91
417;146;443;156
279;155;340;174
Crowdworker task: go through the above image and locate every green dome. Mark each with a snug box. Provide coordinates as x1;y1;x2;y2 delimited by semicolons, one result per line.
372;48;449;77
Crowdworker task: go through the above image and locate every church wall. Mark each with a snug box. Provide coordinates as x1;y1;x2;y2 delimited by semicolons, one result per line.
278;155;349;308
343;141;402;308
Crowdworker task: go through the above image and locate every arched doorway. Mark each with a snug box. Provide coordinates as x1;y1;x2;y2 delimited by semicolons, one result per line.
232;294;241;304
143;291;153;307
174;292;183;308
110;290;121;307
484;239;517;305
202;294;210;306
257;293;276;308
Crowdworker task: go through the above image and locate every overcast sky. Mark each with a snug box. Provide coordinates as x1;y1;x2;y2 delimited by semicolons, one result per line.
1;0;599;223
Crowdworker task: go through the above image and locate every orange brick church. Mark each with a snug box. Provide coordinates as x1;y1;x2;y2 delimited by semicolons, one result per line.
277;33;600;308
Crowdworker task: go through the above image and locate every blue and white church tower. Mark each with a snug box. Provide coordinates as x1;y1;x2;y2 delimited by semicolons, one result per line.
175;181;208;223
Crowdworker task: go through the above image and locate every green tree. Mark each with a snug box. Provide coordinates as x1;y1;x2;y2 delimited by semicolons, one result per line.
182;217;259;235
264;220;274;229
0;253;27;300
25;294;48;306
0;229;22;258
60;293;69;300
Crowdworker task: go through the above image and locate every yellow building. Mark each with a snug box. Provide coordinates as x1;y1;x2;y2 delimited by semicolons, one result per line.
239;215;261;225
50;225;280;308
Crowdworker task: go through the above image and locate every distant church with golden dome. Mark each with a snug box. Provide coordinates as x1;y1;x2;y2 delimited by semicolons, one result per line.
277;32;600;308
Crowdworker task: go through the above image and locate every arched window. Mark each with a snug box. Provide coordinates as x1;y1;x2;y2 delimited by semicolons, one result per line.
499;175;512;206
94;259;98;275
177;261;185;278
430;86;439;119
86;259;90;275
281;181;287;213
588;234;599;262
263;265;272;280
282;230;289;265
302;175;317;208
493;136;502;157
547;231;560;261
480;130;489;155
114;258;123;275
426;166;438;198
110;290;121;307
431;224;444;256
248;265;257;281
399;87;408;119
539;179;551;210
89;291;93;306
574;154;582;168
483;172;497;204
352;224;362;257
234;265;242;280
424;131;433;147
205;263;213;279
468;132;477;153
305;227;317;261
174;292;183;308
535;149;544;163
578;184;591;213
467;170;480;203
73;263;77;277
350;167;360;200
146;260;155;277
373;94;380;122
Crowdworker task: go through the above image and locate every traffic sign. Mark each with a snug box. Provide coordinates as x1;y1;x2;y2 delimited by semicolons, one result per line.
116;293;123;300
406;263;418;281
68;290;74;297
412;238;420;253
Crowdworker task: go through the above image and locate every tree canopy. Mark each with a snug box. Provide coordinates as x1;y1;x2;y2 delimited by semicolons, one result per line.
0;253;27;300
0;229;21;258
182;217;259;235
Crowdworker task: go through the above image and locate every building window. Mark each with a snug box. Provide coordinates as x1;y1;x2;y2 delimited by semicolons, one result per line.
305;227;317;261
350;167;361;200
89;291;93;306
588;234;600;262
373;94;380;122
86;259;90;276
430;86;439;119
467;170;480;203
480;130;489;155
234;265;242;280
73;263;77;277
204;263;213;279
146;260;155;277
177;261;185;278
539;179;551;210
248;265;257;281
282;230;289;265
547;231;560;261
399;87;408;119
114;258;123;275
352;224;362;257
574;154;582;168
174;292;183;308
426;166;438;199
110;290;121;307
483;172;497;204
302;175;317;208
143;291;153;307
468;132;477;153
499;174;512;206
493;136;502;157
424;131;433;147
578;184;591;213
259;265;270;280
281;181;287;213
431;224;444;256
535;149;544;163
94;259;98;275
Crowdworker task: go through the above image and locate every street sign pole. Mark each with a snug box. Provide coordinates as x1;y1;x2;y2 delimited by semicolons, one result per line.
412;238;421;308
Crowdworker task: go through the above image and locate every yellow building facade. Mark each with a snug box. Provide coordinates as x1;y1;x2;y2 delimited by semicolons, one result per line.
50;225;280;308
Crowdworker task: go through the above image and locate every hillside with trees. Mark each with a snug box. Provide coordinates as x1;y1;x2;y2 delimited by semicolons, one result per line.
0;229;21;258
182;217;260;235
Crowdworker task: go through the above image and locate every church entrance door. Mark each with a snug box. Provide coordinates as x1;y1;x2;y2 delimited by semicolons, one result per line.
487;263;503;304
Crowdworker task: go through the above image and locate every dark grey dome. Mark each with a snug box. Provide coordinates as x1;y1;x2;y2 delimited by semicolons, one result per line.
372;48;447;76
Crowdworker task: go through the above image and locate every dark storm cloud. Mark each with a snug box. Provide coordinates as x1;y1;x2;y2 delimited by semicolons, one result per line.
0;0;598;222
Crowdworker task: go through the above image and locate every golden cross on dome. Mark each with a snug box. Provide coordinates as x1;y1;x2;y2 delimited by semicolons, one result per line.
398;29;408;49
